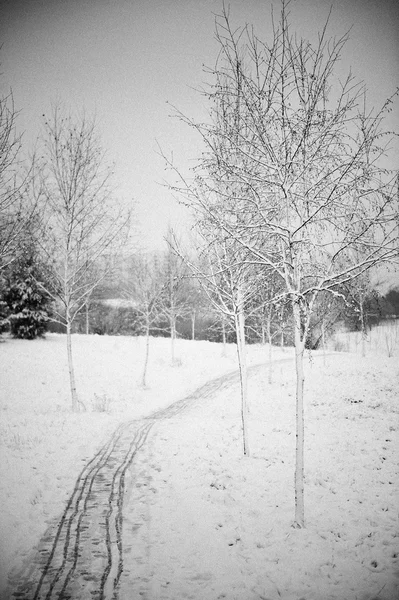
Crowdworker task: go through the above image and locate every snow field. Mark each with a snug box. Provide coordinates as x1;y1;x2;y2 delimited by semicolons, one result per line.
0;331;398;599
121;354;399;599
0;333;281;595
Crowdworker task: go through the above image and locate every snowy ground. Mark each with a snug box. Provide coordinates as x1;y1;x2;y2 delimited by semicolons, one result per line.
0;328;398;599
329;319;399;358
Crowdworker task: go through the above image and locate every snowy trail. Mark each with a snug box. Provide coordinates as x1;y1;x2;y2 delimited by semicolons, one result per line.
7;361;270;600
8;420;153;600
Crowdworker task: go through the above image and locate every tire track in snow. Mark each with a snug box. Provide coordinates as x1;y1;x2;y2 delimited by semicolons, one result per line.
8;363;258;600
9;420;152;600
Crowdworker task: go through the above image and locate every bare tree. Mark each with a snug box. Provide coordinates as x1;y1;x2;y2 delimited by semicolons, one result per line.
247;270;286;383
184;277;207;341
0;87;36;269
308;289;345;360
206;306;235;352
174;231;260;457
342;267;379;356
35;106;130;411
124;253;164;387
158;230;192;365
164;1;399;526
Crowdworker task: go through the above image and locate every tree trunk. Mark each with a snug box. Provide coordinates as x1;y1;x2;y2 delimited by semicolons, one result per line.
261;322;266;345
221;317;227;356
85;301;90;335
170;270;176;365
141;320;150;388
266;313;273;384
191;310;196;341
360;301;366;357
321;319;326;365
235;295;249;457
292;300;305;528
171;315;176;365
66;319;79;412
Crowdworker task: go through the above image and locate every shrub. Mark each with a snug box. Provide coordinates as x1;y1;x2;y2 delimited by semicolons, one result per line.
2;252;51;339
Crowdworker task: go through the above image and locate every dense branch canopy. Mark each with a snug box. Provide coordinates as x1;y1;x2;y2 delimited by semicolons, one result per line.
36;106;131;325
165;1;398;314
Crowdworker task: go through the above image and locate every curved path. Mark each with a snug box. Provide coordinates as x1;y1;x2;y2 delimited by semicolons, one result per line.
9;366;248;600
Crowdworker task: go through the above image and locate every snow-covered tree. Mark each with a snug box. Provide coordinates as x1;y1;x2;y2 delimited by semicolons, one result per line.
0;83;37;270
173;230;260;457
35;105;130;411
158;231;192;365
124;253;164;387
164;1;399;526
246;270;286;383
2;248;51;339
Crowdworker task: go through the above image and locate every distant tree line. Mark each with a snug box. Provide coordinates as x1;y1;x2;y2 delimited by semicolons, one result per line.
6;246;393;344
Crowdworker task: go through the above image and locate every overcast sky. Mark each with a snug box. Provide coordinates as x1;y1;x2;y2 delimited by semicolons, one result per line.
1;0;398;251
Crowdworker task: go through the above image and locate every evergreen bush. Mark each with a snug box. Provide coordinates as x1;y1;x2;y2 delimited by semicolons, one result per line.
2;253;51;339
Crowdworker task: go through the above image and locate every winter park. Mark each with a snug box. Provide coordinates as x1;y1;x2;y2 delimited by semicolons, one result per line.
0;0;399;599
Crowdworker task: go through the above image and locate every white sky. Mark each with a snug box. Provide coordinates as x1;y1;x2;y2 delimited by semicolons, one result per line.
1;0;398;251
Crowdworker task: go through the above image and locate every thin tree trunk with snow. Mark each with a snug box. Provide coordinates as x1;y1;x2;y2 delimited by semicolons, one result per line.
191;310;196;341
169;269;177;365
170;316;176;364
267;313;273;384
360;301;366;357
141;316;150;388
235;291;249;457
293;300;305;528
85;301;90;335
66;319;79;412
221;317;227;356
261;323;266;345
